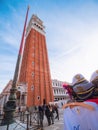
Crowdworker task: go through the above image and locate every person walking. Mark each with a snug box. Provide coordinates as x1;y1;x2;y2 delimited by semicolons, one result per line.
38;105;44;127
45;104;51;126
18;106;21;114
54;103;59;120
49;105;54;124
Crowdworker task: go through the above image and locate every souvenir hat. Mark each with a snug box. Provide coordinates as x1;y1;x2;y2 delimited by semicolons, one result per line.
90;70;98;82
73;81;94;94
72;74;94;100
72;74;87;86
73;82;94;100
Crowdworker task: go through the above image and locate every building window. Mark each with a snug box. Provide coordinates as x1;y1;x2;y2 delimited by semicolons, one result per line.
32;72;34;77
31;85;34;91
37;96;40;100
32;61;34;65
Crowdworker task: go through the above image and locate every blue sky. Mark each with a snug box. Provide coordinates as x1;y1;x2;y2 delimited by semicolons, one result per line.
1;0;98;92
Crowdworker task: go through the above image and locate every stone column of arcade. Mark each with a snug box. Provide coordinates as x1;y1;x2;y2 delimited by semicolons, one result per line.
0;6;29;130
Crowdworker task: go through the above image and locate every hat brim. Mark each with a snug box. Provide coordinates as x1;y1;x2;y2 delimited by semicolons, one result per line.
76;87;94;100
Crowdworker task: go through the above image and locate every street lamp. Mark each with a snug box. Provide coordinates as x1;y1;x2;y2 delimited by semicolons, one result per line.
25;109;29;130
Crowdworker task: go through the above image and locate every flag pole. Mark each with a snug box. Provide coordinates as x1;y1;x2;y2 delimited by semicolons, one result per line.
14;5;29;88
1;6;29;125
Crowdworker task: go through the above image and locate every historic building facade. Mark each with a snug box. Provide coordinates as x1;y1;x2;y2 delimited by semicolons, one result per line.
0;79;68;113
52;79;69;101
19;15;54;107
0;80;27;113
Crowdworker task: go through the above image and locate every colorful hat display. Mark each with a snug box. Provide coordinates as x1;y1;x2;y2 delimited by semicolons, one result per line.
72;74;87;86
90;70;98;82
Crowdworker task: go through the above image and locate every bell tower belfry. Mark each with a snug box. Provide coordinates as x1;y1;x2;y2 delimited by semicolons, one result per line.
19;15;54;107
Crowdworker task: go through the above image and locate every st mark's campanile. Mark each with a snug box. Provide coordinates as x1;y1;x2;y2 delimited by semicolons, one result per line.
19;15;54;107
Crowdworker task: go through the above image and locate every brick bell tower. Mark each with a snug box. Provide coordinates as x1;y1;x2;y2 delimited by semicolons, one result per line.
19;15;54;107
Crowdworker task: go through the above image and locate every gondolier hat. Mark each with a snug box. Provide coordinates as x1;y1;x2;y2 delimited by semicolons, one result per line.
72;74;94;100
90;70;98;82
72;74;87;86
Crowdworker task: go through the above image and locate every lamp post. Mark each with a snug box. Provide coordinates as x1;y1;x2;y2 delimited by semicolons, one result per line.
1;6;29;126
25;109;29;130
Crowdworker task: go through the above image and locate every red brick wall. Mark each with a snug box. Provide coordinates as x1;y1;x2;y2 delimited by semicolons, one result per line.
19;28;54;107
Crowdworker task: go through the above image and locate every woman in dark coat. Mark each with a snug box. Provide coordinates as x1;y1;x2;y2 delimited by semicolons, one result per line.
38;105;44;127
45;105;51;126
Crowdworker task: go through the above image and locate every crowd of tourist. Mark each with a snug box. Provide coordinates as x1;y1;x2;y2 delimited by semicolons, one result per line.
17;70;98;130
17;103;59;128
38;103;59;127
